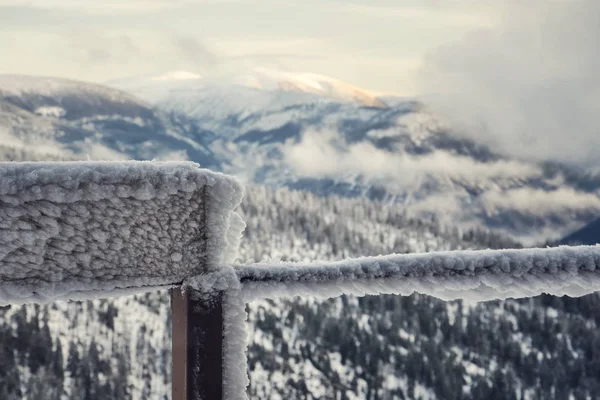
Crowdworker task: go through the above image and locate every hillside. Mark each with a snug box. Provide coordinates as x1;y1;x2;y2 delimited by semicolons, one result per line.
2;147;600;399
3;74;600;243
0;75;218;167
109;67;387;109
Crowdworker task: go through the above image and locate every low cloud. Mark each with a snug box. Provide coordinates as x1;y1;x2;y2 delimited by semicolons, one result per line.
283;129;539;185
39;31;219;81
63;31;218;67
63;31;142;64
173;36;220;70
415;0;600;167
481;187;600;215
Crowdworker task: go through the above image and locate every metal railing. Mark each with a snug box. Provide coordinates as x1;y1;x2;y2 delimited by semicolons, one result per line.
3;162;600;400
172;245;600;400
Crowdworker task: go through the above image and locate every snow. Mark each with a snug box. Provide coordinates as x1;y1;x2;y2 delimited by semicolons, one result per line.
0;74;142;104
4;159;600;400
184;244;600;400
0;161;244;305
235;67;387;108
108;67;386;113
223;289;250;400
34;106;66;118
236;245;600;302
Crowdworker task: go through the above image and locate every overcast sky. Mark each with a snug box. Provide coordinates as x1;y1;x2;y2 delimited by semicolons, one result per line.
1;1;597;166
417;0;600;166
0;0;498;94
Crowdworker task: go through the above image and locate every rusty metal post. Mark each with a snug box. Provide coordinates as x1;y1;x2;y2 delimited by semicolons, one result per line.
172;288;224;400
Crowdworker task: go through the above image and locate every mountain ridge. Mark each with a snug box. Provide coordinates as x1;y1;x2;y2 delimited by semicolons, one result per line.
2;85;600;399
108;68;388;109
2;141;600;400
2;73;600;244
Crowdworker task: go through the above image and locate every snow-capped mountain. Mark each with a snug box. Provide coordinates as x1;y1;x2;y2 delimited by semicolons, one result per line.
2;72;600;244
110;67;387;110
2;79;600;400
2;145;600;400
108;70;600;244
0;74;219;166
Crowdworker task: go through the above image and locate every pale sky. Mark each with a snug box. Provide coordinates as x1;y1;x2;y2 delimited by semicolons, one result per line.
1;1;597;167
0;0;498;94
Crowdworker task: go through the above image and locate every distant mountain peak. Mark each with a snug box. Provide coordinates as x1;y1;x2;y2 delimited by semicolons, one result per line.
4;73;600;245
109;67;388;108
228;67;389;108
0;74;142;104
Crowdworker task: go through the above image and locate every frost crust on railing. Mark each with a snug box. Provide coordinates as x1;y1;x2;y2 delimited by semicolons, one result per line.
0;161;244;304
236;245;600;302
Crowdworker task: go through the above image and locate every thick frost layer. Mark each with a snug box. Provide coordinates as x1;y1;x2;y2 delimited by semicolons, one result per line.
223;289;249;400
186;245;600;400
0;161;244;304
236;245;600;302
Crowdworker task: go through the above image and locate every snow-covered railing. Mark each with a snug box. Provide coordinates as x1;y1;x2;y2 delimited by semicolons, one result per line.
0;161;244;304
235;246;600;301
193;246;600;400
2;161;600;400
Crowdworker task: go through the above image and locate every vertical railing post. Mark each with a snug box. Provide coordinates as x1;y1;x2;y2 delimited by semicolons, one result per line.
172;288;224;400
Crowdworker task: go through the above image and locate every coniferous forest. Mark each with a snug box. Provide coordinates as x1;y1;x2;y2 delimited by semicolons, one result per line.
2;2;600;396
1;148;600;399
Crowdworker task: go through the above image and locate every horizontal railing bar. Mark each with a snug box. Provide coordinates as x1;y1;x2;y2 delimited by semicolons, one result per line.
232;245;600;302
235;245;600;283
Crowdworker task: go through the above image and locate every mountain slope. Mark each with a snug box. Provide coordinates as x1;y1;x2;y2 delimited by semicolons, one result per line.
109;71;600;244
109;68;387;109
0;75;219;166
3;73;600;244
3;147;600;400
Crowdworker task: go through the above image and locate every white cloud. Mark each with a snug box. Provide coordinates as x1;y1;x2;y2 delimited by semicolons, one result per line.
213;37;324;57
283;129;540;184
0;0;201;13
415;0;600;167
481;187;600;215
0;0;500;93
404;193;463;216
0;30;218;82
